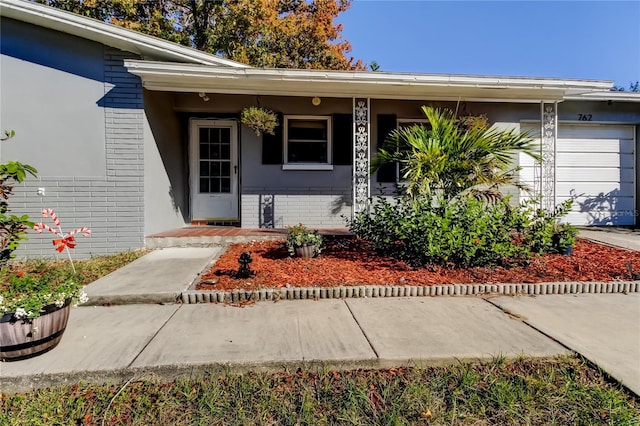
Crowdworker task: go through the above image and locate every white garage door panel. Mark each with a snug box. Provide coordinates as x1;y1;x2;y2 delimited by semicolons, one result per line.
518;123;635;226
557;195;635;211
556;167;633;182
557;182;635;197
558;125;635;139
564;211;635;226
557;124;635;225
557;139;634;154
556;153;634;168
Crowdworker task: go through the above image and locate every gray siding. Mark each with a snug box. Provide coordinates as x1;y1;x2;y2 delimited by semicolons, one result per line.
1;19;144;258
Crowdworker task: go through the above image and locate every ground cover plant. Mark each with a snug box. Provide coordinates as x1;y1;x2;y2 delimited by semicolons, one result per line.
2;356;638;425
1;250;149;290
198;237;640;291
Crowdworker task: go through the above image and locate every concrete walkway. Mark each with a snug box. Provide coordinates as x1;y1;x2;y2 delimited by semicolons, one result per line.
579;228;640;251
1;229;639;395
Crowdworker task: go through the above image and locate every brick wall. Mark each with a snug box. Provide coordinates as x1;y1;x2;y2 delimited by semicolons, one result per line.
241;191;352;228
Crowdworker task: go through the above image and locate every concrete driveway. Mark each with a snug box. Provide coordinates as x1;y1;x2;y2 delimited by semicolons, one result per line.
490;293;640;396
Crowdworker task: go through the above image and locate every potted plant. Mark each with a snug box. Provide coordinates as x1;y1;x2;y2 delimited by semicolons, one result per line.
285;223;323;258
0;131;90;360
1;208;91;361
240;106;279;136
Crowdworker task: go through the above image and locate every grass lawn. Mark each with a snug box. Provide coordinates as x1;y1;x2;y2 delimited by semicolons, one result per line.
1;250;149;287
1;356;638;425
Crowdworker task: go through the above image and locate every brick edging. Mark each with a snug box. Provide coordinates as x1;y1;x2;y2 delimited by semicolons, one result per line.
180;281;640;304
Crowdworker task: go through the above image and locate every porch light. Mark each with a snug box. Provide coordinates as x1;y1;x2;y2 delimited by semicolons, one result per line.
311;96;321;106
199;92;210;102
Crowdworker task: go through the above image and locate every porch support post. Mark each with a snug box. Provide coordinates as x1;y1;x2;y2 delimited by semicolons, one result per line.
353;98;371;215
540;101;558;212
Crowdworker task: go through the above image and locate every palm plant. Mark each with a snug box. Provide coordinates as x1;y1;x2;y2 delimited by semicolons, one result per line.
372;106;541;200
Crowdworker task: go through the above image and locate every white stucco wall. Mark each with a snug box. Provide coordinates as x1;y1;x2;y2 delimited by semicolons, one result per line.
143;90;188;234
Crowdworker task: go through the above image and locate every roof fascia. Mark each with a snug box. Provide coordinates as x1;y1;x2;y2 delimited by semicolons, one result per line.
0;0;250;68
565;92;640;103
125;60;612;102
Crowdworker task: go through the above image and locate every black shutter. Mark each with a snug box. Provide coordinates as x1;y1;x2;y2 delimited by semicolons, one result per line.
262;112;283;164
332;113;353;165
376;114;397;182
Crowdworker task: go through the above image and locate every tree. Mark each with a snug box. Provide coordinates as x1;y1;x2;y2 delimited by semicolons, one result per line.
611;81;639;92
34;0;364;70
371;106;541;200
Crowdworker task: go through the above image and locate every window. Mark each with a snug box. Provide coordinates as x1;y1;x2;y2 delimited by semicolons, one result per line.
283;116;332;170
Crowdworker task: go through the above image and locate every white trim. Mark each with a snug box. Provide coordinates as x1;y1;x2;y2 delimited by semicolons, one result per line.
565;91;640;102
283;115;332;167
0;0;249;67
282;164;334;171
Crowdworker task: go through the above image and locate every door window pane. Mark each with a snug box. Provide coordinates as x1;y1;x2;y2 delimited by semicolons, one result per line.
199;161;209;177
199;178;209;193
221;178;231;193
197;125;234;194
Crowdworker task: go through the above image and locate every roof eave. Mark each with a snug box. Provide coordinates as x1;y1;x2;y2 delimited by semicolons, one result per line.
125;60;613;103
565;92;640;103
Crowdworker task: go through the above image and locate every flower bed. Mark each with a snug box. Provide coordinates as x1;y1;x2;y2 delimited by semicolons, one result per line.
197;238;640;292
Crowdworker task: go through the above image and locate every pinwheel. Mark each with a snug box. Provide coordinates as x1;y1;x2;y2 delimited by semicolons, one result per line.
33;208;91;273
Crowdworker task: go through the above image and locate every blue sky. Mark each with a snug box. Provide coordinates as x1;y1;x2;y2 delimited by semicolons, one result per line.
338;1;640;87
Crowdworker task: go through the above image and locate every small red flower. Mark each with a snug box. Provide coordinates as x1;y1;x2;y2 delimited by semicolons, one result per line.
16;272;24;278
474;239;480;245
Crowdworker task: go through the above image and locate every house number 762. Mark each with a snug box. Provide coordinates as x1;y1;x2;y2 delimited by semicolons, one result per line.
578;114;592;121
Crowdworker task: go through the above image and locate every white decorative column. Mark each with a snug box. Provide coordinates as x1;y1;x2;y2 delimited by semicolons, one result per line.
540;102;558;212
353;98;371;214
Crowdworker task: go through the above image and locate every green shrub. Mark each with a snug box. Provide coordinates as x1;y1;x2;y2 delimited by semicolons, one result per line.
526;199;577;254
0;131;38;266
348;195;574;268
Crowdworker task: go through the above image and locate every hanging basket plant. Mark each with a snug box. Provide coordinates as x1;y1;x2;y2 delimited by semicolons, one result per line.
240;106;279;136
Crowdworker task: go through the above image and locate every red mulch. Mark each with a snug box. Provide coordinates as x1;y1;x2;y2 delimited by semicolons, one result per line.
197;238;640;291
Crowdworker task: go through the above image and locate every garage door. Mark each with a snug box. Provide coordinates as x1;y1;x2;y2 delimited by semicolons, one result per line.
519;123;636;225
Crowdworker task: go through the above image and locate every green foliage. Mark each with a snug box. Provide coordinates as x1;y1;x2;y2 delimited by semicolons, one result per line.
0;131;38;265
37;0;365;70
0;272;84;320
348;195;575;268
0;250;148;320
285;223;323;257
240;106;279;136
526;199;577;254
372;106;540;200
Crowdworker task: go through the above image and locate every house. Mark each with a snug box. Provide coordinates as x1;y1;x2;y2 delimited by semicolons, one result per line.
1;0;639;258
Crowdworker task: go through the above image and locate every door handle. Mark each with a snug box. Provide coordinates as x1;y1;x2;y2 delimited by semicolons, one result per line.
234;165;238;175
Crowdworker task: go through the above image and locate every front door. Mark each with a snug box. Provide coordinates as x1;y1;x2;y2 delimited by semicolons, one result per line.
189;120;238;220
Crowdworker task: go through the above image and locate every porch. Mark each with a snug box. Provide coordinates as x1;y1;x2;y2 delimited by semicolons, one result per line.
145;226;351;248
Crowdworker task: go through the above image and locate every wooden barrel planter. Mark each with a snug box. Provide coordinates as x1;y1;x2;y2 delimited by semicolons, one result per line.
294;244;317;258
0;299;71;361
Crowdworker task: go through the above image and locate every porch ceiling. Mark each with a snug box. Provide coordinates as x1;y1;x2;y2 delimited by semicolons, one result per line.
125;60;613;103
